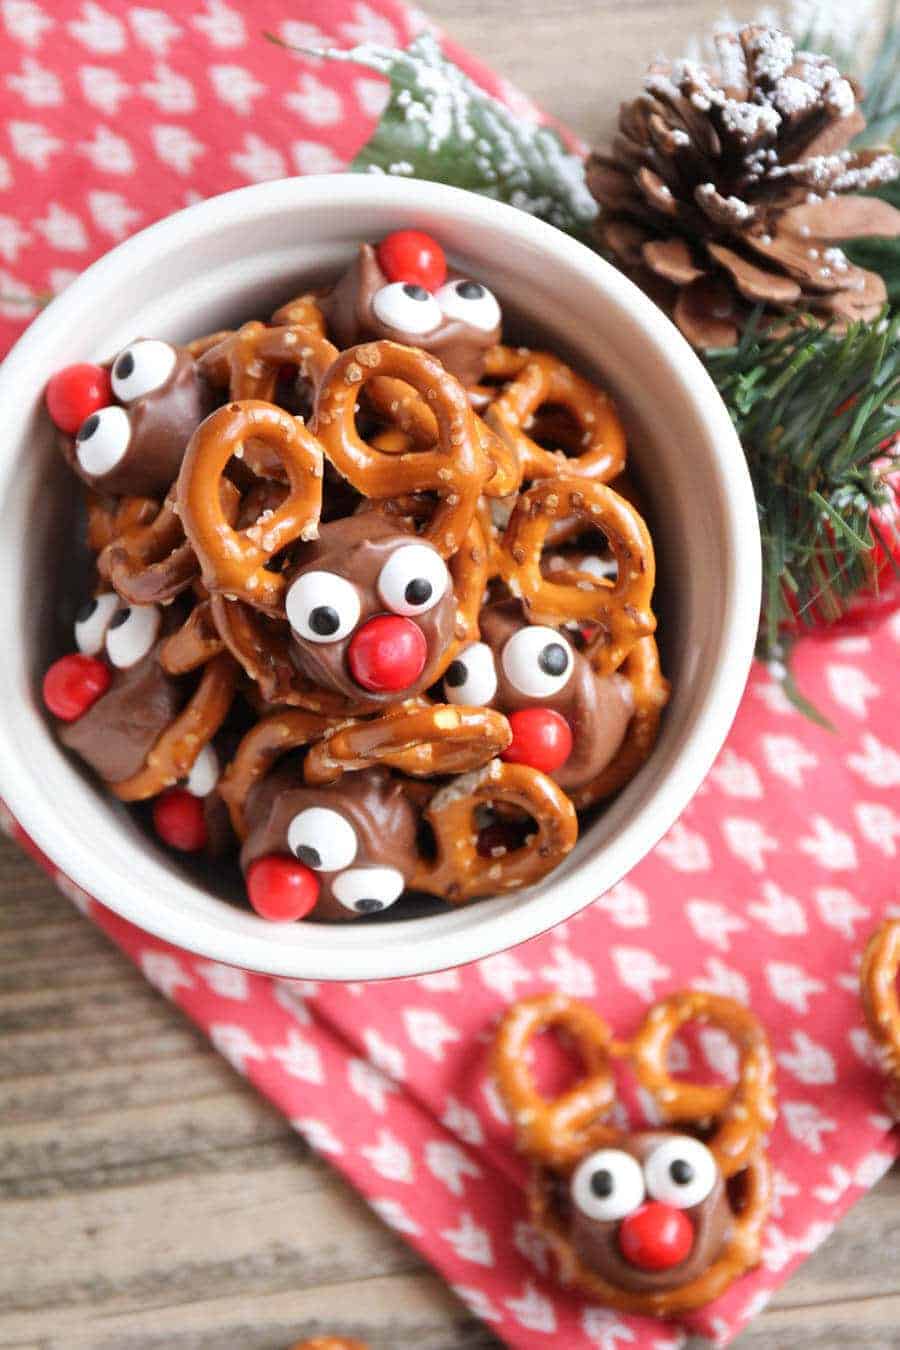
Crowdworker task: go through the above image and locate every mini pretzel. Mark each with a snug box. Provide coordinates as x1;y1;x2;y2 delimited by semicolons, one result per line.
570;636;669;809
499;477;656;675
270;290;328;332
218;707;336;838
629;990;777;1174
158;599;224;674
302;701;512;786
97;479;241;607
111;652;237;802
485;351;626;486
177;400;323;609
363;376;520;498
493;992;619;1168
412;760;578;903
85;491;157;554
860;919;900;1100
313;341;492;557
494;990;776;1316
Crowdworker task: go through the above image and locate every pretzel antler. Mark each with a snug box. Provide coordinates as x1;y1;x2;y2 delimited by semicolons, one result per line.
493;992;619;1168
302;701;512;786
499;477;656;676
413;760;578;903
313;341;492;557
218;708;336;839
860;918;900;1098
177;400;323;609
629;990;777;1176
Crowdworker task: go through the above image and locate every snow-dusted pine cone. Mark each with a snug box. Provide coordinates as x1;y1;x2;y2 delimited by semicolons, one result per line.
586;25;900;347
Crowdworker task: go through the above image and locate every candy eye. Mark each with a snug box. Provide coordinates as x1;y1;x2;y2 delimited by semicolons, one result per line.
331;865;405;915
75;405;131;478
435;279;501;332
443;641;497;706
183;743;219;797
286;807;358;871
285;571;361;644
111;340;177;403
571;1148;646;1223
372;281;442;335
501;626;574;698
74;592;119;655
104;604;161;668
643;1137;718;1209
377;543;449;617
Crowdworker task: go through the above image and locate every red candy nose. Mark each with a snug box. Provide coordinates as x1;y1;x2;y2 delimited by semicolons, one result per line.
246;855;320;922
501;707;573;774
152;788;208;853
618;1202;693;1272
376;229;446;291
347;615;428;693
45;363;112;435
42;653;111;722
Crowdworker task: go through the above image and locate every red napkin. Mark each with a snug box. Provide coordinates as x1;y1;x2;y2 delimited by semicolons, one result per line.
2;3;899;1346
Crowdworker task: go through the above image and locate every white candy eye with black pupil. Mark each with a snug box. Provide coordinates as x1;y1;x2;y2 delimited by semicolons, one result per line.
332;866;405;914
435;279;501;332
377;543;448;616
443;642;497;706
372;281;442;335
104;604;161;669
74;592;119;655
75;405;131;478
501;626;574;698
571;1148;646;1223
643;1136;718;1209
183;743;219;797
111;340;177;403
285;571;361;644
287;807;358;872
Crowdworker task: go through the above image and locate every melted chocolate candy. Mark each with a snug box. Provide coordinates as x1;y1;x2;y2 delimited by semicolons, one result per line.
285;513;455;704
474;601;633;792
241;764;418;922
321;243;500;387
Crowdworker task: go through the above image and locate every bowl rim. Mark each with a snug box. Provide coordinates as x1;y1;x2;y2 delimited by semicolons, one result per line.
0;174;760;980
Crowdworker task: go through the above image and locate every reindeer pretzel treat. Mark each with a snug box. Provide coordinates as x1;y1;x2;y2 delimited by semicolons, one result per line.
494;991;776;1316
860;919;900;1105
42;227;667;923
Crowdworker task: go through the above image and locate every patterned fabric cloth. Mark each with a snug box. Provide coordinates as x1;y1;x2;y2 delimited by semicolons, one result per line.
1;4;899;1347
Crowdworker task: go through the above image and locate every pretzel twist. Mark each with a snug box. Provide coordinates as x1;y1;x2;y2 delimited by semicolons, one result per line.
629;990;777;1174
413;760;578;903
177;400;323;610
313;341;491;557
485;351;626;485
86;491;157;554
270;291;328;332
860;919;900;1098
571;637;669;808
499;478;656;675
111;653;237;802
218;708;336;839
492;993;620;1168
302;701;512;786
158;599;224;674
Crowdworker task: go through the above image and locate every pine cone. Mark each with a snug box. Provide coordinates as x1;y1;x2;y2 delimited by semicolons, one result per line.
587;25;900;347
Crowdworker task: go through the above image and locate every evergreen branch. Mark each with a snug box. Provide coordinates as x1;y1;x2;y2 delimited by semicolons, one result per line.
284;32;598;242
706;312;900;654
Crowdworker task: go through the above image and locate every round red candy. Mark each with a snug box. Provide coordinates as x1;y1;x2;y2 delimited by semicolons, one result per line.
618;1201;693;1271
246;855;320;922
45;364;112;435
347;614;428;693
501;707;573;774
152;788;208;853
42;653;111;722
376;229;446;291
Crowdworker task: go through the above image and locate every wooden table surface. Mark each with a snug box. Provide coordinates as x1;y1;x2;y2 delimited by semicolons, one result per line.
2;2;898;1347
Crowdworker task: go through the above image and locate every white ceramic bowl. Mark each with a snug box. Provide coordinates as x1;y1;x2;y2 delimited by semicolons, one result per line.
0;176;759;980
